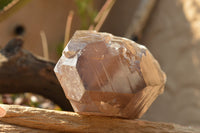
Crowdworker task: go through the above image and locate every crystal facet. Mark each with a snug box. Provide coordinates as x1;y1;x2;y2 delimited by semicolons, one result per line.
54;31;166;119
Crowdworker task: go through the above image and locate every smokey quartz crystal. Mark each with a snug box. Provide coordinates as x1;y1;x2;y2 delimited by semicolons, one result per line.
54;31;166;119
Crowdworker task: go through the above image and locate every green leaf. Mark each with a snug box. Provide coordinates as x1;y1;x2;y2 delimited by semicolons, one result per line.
75;0;97;29
56;42;64;57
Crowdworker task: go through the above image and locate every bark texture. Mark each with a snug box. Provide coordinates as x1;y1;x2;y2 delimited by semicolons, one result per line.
0;38;73;111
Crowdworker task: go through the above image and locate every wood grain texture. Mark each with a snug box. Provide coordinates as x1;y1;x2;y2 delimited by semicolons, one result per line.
0;121;52;133
0;104;200;133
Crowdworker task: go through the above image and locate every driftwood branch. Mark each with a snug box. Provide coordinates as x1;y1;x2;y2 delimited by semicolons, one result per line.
0;104;199;133
125;0;157;39
0;38;73;111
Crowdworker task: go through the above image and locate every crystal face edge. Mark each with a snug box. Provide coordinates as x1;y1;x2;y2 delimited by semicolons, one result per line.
54;54;86;102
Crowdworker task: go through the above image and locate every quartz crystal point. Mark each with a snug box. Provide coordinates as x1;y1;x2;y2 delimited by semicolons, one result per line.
54;31;166;119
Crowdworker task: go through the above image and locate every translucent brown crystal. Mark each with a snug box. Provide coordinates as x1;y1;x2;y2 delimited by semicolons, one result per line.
54;31;166;119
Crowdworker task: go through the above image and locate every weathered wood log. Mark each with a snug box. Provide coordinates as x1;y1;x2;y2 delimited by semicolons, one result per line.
0;38;73;111
0;104;200;133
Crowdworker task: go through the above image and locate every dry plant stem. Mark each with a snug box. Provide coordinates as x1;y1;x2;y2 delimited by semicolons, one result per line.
64;10;74;47
94;6;110;31
88;24;94;30
94;0;114;23
94;0;115;31
88;0;115;31
125;0;157;39
40;30;49;60
0;38;73;111
1;0;20;11
0;104;200;133
0;0;30;22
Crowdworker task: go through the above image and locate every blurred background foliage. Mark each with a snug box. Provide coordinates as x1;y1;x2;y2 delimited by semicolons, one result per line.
75;0;97;29
0;0;13;10
57;0;97;57
0;0;99;110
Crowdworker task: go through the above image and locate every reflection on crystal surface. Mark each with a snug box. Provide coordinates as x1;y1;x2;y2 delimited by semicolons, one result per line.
76;38;146;93
54;31;166;119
